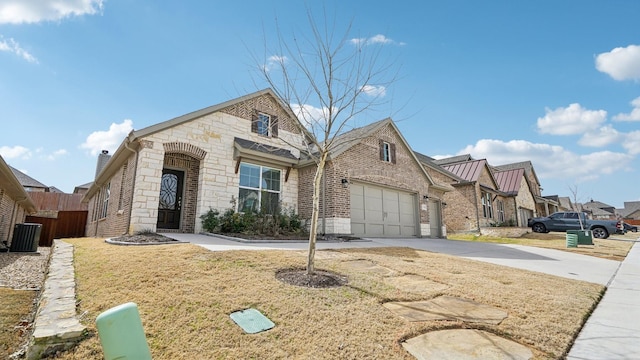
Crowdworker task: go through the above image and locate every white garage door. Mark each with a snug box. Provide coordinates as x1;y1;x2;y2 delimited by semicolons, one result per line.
350;183;417;237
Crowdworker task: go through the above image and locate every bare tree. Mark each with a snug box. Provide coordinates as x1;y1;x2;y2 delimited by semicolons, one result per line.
568;184;585;230
254;10;397;274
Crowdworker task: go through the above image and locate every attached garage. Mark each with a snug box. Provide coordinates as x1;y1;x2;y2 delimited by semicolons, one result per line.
350;182;417;237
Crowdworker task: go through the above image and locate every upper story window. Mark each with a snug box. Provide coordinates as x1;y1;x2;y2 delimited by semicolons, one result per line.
252;110;279;138
379;140;396;164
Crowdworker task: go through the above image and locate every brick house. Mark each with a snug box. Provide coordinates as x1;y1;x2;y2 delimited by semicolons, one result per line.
0;155;37;248
298;118;450;238
493;161;558;217
429;155;510;232
83;89;307;237
492;166;537;227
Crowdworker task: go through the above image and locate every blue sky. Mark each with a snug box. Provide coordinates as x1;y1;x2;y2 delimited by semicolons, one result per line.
1;1;639;209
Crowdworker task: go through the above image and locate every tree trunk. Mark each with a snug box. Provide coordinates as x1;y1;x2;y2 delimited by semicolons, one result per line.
307;152;328;275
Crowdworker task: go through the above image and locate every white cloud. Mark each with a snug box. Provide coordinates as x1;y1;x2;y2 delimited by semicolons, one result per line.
46;149;68;160
361;84;386;97
263;55;288;72
0;145;31;159
291;103;332;127
80;119;134;156
623;131;640;155
578;125;621;147
350;34;398;46
537;103;607;135
0;36;38;63
0;0;104;24
595;44;640;81
459;139;632;181
614;96;640;121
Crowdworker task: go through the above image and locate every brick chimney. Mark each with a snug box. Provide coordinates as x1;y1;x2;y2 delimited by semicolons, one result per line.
95;150;112;179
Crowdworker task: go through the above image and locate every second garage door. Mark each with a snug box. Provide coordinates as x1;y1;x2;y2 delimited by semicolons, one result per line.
350;183;417;237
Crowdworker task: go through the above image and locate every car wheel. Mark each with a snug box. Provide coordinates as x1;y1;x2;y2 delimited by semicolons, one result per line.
532;223;547;233
592;227;609;239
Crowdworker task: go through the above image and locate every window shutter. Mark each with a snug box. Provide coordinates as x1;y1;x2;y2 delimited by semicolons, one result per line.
379;139;384;160
271;116;278;138
251;110;258;134
390;143;396;164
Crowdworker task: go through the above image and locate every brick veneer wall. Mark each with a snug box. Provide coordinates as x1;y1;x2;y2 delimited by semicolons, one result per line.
443;183;480;232
298;123;432;235
85;154;137;237
0;189;28;244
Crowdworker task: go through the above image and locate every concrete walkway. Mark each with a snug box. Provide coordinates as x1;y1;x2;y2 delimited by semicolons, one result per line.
567;241;640;359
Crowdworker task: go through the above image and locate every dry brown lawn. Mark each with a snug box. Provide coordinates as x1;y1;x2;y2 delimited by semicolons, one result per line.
50;238;607;360
448;231;636;261
0;289;37;358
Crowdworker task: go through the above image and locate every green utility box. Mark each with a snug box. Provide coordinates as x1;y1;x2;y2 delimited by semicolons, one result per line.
566;232;578;248
567;230;593;246
96;302;152;360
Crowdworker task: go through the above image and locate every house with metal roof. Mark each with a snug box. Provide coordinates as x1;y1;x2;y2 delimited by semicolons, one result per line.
492;161;559;217
423;155;509;232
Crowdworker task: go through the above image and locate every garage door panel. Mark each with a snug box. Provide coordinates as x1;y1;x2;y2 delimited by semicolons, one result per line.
350;183;416;237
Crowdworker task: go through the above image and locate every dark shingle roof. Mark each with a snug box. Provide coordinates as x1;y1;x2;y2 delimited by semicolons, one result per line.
9;166;48;189
234;137;298;160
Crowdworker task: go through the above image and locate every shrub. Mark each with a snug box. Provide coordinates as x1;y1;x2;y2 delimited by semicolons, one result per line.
200;206;305;237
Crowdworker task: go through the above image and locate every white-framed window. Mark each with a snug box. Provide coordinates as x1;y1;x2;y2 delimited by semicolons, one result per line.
238;163;281;214
100;182;110;219
257;113;270;136
379;140;396;163
382;142;391;162
481;191;493;218
497;200;505;222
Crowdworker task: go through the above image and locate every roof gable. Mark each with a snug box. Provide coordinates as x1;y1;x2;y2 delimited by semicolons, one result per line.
330;118;436;186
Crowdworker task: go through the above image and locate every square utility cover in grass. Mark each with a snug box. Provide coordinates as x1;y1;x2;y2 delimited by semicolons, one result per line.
230;308;275;334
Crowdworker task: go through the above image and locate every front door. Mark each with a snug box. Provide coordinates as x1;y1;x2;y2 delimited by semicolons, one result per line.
157;169;184;229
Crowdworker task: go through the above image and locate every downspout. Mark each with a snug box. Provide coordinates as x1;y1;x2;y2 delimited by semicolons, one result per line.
124;138;139;235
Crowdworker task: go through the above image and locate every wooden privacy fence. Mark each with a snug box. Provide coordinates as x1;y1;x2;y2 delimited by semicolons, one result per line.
26;211;88;247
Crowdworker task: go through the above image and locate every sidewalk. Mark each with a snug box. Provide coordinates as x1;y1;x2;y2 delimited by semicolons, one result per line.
567;241;640;359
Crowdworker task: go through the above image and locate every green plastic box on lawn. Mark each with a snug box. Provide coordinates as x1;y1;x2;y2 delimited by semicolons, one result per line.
567;230;593;245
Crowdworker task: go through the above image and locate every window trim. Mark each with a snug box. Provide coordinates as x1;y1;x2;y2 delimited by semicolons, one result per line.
238;162;281;213
481;191;493;219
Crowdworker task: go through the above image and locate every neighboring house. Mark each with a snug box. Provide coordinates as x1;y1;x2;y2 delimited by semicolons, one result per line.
433;156;508;232
0;155;37;247
83;88;307;237
9;166;49;192
493;166;536;227
493;161;558;217
581;200;616;220
73;182;93;195
297;118;450;238
619;201;640;221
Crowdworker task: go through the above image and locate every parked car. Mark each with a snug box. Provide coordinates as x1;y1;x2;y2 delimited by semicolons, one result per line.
623;223;638;233
527;211;620;239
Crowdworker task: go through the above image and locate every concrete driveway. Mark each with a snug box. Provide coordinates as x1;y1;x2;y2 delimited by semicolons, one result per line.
164;234;621;286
